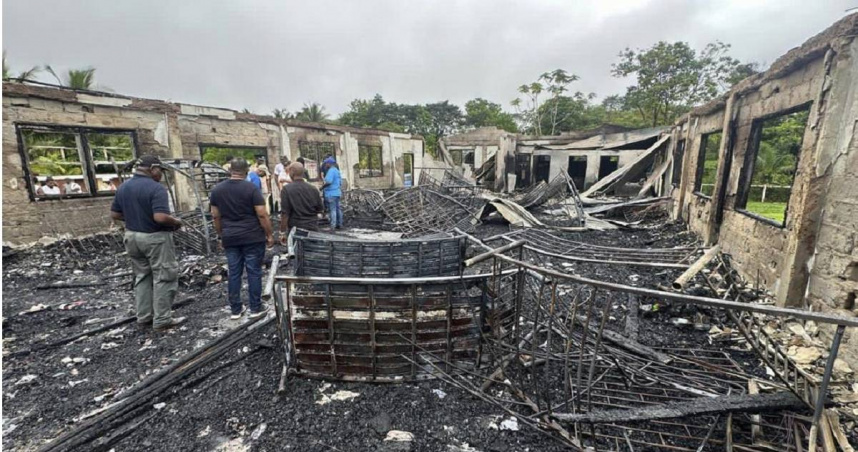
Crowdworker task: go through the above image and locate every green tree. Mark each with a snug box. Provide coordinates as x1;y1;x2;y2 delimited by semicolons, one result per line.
611;41;743;127
3;51;42;82
536;92;605;134
46;66;97;90
511;69;580;135
725;62;761;87
296;102;329;123
464;98;518;132
272;108;294;119
337;95;462;157
752;110;807;185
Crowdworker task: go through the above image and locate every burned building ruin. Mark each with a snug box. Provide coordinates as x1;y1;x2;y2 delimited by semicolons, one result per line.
3;11;858;452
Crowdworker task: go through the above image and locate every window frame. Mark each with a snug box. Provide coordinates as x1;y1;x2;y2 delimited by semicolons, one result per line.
358;143;384;178
734;103;811;228
297;140;336;181
16;123;139;202
671;139;686;187
693;131;723;199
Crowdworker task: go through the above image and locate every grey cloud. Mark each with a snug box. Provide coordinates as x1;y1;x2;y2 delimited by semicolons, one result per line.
3;0;855;116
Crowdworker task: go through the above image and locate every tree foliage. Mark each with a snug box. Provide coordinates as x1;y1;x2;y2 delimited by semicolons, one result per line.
3;51;42;82
338;95;463;156
611;41;744;127
296;102;330;123
512;69;581;135
463;98;518;132
46;65;97;90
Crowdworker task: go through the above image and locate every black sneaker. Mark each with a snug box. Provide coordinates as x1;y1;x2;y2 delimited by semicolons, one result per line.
248;306;270;319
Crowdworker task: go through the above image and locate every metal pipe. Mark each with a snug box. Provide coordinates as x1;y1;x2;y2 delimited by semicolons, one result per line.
673;244;722;289
262;255;281;300
807;325;846;451
464;239;527;267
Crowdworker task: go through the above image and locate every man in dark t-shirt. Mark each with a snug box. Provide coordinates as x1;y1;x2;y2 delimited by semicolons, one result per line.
110;155;185;332
210;158;274;320
279;162;324;244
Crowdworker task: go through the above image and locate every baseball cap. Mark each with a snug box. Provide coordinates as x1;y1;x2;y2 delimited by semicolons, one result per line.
137;155;163;168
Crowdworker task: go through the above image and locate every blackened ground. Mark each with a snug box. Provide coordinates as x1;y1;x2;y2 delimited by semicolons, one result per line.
1;237;287;451
0;215;813;451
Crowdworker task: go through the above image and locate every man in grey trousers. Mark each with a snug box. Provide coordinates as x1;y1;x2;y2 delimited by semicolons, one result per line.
110;155;186;332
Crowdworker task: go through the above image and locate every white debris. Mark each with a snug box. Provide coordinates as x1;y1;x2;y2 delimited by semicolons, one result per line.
70;368;79;376
488;416;520;431
250;423;267;441
316;390;360;405
20;304;49;315
69;379;88;387
788;346;821;364
318;382;332;393
499;417;519;431
197;425;212;438
101;342;120;350
432;389;448;399
153;402;166;410
15;375;38;386
384;430;414;442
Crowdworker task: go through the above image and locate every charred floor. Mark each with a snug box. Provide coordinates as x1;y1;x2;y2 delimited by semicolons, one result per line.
3;190;857;451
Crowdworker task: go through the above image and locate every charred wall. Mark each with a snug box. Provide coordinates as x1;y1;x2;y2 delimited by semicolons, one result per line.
1;83;423;245
670;14;858;363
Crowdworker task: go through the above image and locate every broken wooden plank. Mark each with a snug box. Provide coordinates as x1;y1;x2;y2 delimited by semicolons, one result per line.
582;134;670;197
672;244;721;290
552;392;804;424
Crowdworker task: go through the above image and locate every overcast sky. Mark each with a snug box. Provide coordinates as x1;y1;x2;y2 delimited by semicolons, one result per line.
3;1;856;116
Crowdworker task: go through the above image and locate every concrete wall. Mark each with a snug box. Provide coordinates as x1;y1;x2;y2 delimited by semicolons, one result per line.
670;14;858;364
2;83;423;245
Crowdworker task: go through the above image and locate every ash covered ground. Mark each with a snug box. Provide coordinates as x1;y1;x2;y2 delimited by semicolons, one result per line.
0;213;806;451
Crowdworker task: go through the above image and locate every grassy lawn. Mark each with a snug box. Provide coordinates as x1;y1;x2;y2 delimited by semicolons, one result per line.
745;201;787;224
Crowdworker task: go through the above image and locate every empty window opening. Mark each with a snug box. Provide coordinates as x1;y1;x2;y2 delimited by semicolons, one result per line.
298;141;336;181
463;150;475;167
402;153;414;186
514;154;531;188
694;132;722;198
358;144;383;178
567;155;587;190
672;139;686;187
20;126;137;200
534;155;551;184
598;155;619;180
736;106;810;225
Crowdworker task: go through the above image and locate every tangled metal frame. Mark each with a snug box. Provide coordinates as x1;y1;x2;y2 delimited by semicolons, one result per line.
485;228;700;268
378;186;481;237
449;232;856;451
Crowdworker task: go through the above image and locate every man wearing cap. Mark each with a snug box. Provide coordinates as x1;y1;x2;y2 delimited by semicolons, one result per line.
110;155;185;332
210;158;275;320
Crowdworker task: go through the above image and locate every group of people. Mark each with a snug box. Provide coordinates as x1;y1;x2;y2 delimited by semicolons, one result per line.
33;176;84;196
109;153;344;330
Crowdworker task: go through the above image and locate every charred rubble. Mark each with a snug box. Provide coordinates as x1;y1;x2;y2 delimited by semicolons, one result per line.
3;169;857;452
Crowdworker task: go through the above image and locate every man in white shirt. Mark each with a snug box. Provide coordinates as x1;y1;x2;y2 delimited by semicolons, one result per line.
65;179;82;194
41;177;61;196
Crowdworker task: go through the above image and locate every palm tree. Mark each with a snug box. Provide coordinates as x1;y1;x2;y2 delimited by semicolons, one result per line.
45;66;96;90
272;108;294;120
296;102;329;123
3;51;42;82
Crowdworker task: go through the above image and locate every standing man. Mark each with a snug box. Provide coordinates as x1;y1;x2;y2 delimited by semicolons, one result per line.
65;179;82;195
279;162;324;243
210;158;275;320
245;164;262;190
110;155;185;332
322;161;343;229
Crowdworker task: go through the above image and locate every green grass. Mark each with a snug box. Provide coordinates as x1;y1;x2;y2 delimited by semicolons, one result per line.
745;201;787;224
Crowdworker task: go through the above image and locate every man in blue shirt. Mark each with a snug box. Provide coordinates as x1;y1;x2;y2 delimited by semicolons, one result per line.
110;155;186;332
322;160;343;229
246;167;262;190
